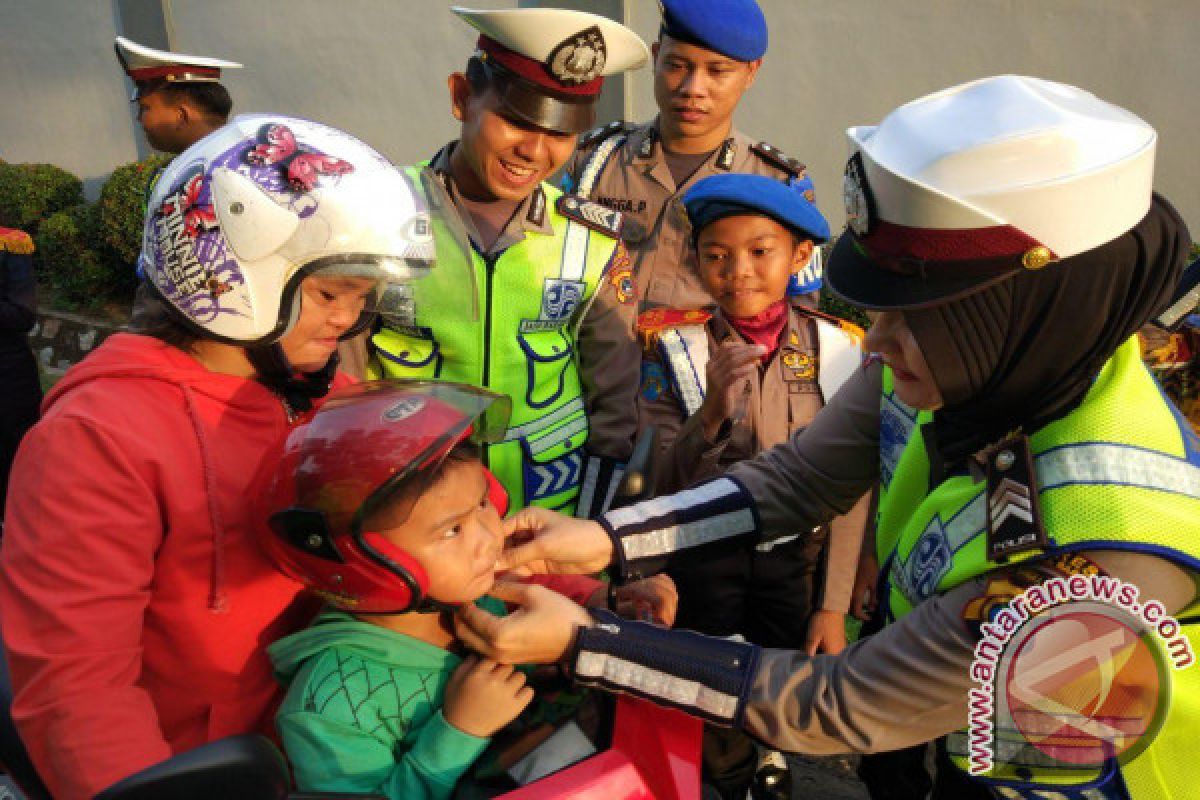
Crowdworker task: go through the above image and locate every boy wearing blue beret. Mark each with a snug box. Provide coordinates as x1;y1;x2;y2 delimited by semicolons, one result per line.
638;172;872;799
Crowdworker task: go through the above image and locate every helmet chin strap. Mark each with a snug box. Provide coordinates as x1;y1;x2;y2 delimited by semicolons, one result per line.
246;343;339;413
413;597;461;615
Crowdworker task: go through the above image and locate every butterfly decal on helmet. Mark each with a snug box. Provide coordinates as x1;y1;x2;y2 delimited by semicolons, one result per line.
159;173;218;238
245;123;355;192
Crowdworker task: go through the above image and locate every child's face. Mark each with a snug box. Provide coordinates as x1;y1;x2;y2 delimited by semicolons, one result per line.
376;458;504;606
696;214;813;318
279;275;376;373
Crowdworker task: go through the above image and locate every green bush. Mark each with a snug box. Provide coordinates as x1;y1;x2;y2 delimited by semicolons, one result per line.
35;204;133;308
0;163;84;233
98;154;171;266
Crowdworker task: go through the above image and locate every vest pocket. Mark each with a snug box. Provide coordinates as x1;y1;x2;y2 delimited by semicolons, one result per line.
517;329;574;409
372;326;441;379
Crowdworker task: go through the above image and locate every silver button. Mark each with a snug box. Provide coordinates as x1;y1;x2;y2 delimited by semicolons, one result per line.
995;450;1016;471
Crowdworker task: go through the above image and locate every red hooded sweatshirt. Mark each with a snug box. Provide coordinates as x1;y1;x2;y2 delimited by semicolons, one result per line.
0;334;347;799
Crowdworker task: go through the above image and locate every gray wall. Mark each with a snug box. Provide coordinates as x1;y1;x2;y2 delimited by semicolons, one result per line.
2;1;1198;231
625;0;1200;233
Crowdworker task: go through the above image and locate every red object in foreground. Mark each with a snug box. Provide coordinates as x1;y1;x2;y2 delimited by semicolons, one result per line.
501;695;703;800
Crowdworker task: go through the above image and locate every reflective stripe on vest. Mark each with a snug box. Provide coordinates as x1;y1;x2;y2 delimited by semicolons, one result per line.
371;173;619;512
876;336;1200;798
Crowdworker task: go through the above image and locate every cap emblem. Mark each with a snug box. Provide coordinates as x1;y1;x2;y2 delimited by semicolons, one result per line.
547;26;607;85
843;152;874;237
1021;246;1053;270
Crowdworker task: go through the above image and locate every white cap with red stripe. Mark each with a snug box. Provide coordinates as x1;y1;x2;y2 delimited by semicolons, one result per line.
829;75;1157;310
115;36;242;86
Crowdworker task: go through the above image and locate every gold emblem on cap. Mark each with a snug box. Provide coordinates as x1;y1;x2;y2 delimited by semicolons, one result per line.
1022;246;1052;270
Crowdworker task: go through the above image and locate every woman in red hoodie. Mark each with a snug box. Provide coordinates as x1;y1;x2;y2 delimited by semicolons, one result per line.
0;115;470;800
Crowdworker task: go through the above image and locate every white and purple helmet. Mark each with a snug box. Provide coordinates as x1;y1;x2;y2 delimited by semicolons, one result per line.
140;114;473;344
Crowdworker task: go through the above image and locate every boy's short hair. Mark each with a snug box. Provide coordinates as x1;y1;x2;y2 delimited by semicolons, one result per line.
145;81;233;123
362;439;483;531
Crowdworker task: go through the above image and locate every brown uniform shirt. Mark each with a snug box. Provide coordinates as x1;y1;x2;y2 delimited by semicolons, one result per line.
646;308;870;613
562;119;807;312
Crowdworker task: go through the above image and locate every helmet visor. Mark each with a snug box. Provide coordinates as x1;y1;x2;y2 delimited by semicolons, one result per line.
270;381;509;540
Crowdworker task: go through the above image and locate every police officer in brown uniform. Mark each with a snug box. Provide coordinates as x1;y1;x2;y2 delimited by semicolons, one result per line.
562;0;807;315
560;0;811;508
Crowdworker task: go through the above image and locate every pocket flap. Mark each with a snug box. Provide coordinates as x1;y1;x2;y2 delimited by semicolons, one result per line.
373;326;439;369
518;329;573;363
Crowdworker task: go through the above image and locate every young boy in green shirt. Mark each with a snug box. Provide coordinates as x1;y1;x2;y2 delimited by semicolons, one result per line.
260;381;673;799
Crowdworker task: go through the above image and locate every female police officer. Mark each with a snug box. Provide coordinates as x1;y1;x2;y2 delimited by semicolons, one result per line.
454;76;1200;799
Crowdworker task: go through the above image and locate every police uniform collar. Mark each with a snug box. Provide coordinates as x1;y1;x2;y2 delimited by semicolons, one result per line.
430;143;555;244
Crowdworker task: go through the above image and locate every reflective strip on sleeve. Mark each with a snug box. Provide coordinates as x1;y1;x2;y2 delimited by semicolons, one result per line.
1037;442;1200;499
576;652;740;722
603;477;757;561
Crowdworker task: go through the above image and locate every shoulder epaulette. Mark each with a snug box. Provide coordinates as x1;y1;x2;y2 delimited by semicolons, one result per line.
557;194;623;238
796;305;865;341
0;227;34;255
579;120;636;150
751;141;806;178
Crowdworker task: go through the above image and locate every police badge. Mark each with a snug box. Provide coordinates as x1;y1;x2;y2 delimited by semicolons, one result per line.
547;26;607;85
843;152;875;237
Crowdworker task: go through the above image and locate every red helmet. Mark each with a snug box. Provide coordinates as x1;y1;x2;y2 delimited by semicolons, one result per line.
257;380;510;613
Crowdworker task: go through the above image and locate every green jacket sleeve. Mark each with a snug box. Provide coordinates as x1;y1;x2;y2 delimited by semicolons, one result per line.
279;708;489;800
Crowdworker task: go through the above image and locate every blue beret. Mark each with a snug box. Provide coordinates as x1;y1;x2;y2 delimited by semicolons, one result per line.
660;0;767;62
684;173;830;244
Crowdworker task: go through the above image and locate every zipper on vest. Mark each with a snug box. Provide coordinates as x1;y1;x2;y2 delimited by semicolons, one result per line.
480;251;498;469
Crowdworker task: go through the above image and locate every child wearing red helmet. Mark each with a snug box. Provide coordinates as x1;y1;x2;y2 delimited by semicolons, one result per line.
260;381;674;798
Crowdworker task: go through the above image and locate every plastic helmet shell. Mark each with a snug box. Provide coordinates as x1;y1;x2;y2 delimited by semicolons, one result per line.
256;380;509;613
140;114;438;344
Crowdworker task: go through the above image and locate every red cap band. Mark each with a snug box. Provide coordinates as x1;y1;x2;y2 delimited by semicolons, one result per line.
477;35;603;97
863;219;1053;264
127;65;222;82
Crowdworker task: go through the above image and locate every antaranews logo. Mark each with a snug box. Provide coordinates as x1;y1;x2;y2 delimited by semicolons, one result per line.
965;572;1194;778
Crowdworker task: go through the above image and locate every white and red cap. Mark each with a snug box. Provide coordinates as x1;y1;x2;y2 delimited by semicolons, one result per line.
827;75;1157;310
453;6;649;134
115;35;242;87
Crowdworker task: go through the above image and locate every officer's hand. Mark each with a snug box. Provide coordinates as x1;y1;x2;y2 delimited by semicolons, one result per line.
614;573;678;626
804;609;849;656
699;342;766;440
498;506;614;575
455;580;594;665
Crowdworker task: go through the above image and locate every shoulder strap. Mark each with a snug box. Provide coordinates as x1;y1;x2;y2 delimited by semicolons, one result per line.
751;141;807;178
575;128;629;198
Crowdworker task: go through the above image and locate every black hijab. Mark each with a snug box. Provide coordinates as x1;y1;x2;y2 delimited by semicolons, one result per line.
905;193;1192;469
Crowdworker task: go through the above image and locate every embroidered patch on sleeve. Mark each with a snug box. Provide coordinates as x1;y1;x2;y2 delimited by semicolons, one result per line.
961;553;1104;636
609;241;635;305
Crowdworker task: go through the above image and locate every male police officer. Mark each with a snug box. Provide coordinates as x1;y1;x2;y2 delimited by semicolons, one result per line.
115;37;241;324
562;0;808;315
115;36;240;155
560;0;815;499
366;7;648;518
459;76;1200;800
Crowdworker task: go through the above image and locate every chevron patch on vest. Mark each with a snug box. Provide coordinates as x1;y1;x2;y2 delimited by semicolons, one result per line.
984;434;1048;560
557;194;623;237
524;450;583;503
